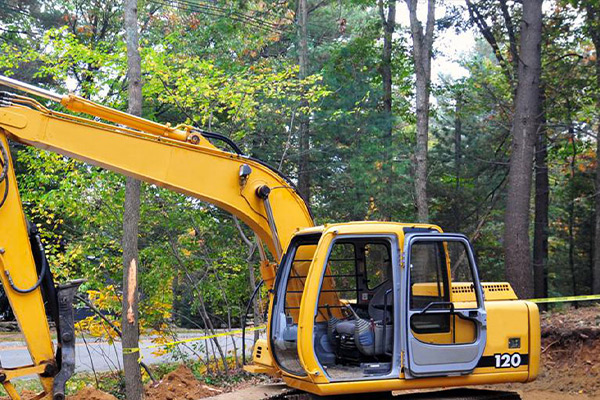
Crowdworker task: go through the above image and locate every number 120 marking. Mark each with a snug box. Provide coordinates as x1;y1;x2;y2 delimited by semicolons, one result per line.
494;353;522;368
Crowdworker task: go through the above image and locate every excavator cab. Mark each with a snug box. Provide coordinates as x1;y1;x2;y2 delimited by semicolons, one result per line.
265;223;535;396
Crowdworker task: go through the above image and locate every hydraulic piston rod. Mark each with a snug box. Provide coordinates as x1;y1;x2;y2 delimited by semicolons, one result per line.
0;75;200;144
0;75;63;102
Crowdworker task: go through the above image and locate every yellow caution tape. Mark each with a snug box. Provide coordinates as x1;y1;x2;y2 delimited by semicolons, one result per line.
527;294;600;304
123;293;600;355
122;325;266;355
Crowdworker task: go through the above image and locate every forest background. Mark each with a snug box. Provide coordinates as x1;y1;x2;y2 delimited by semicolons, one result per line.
0;0;599;378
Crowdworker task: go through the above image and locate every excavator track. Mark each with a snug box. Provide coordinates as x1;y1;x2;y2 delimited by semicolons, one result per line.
209;384;521;400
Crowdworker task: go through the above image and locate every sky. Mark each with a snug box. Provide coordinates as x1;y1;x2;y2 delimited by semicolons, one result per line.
395;2;477;83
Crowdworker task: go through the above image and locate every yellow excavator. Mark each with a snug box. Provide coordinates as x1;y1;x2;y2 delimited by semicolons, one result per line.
0;75;540;400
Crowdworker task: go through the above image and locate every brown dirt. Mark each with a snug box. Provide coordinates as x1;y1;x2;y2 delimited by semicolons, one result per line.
0;390;39;400
67;386;118;400
518;390;594;400
145;365;223;400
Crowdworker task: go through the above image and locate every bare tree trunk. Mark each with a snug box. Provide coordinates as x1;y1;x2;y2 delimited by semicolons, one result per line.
568;116;578;297
297;0;311;204
454;92;462;232
405;0;435;223
247;252;261;343
168;239;229;373
595;96;600;294
503;0;542;298
233;217;262;344
533;90;548;300
588;4;600;294
212;270;239;367
379;0;396;220
122;0;144;398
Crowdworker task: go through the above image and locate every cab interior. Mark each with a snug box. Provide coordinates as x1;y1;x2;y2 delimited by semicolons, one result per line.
270;232;481;381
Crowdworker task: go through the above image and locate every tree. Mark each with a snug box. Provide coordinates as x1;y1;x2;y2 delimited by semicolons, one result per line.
503;0;543;298
379;0;396;220
405;0;435;223
583;2;600;294
122;0;144;398
533;87;549;299
297;0;311;204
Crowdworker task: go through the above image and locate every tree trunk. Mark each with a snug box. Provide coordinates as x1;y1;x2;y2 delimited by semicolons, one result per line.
122;0;144;398
503;0;542;299
533;90;548;300
405;0;435;223
595;91;600;294
568;117;577;297
297;0;310;204
379;0;396;220
247;250;261;343
454;92;462;232
168;240;229;373
588;4;600;294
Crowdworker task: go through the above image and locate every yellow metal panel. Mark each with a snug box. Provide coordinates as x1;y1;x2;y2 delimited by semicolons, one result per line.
412;315;477;345
296;230;338;384
283;370;530;396
451;282;518;302
0;106;313;260
481;301;530;360
245;339;279;376
526;301;540;381
0;134;55;395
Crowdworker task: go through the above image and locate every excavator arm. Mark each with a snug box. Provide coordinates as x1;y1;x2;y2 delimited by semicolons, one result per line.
0;75;314;399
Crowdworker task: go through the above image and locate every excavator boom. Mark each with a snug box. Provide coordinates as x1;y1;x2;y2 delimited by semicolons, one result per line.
0;76;313;399
0;76;313;257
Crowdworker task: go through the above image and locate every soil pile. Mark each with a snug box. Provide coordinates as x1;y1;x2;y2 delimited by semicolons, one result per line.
536;305;600;396
541;304;600;339
145;365;222;400
67;386;118;400
0;390;39;400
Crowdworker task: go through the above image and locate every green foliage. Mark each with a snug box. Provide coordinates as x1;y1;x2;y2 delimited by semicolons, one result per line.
1;0;600;355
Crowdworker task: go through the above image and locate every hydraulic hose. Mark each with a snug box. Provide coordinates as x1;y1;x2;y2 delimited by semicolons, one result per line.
0;139;9;209
5;233;48;294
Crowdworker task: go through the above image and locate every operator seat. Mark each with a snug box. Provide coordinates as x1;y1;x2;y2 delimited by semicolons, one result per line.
332;261;394;356
367;279;393;321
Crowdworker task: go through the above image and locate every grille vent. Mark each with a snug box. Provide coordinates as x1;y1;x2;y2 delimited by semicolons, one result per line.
452;285;474;294
482;283;511;292
255;346;263;359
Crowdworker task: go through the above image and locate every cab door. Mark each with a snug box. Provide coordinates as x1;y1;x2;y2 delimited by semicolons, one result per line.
403;233;487;378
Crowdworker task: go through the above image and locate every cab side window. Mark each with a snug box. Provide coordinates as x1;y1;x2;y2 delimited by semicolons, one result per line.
410;242;449;309
365;243;390;290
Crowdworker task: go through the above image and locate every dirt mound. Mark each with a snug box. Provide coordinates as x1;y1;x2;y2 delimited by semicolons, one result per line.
67;386;118;400
541;304;600;341
0;390;40;400
535;338;600;395
145;365;222;400
536;305;600;396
